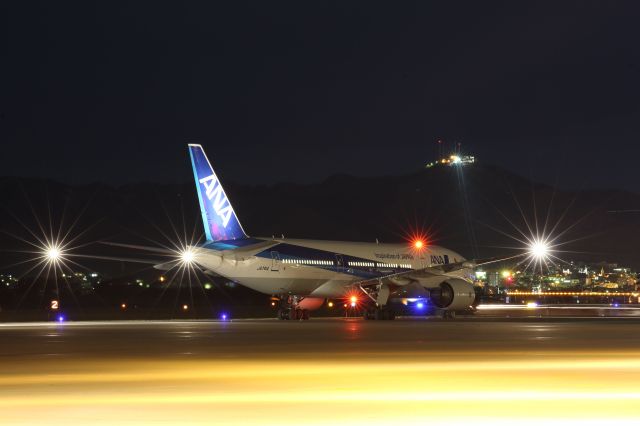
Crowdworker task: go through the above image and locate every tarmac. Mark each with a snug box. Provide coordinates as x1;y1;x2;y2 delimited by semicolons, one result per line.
2;317;640;425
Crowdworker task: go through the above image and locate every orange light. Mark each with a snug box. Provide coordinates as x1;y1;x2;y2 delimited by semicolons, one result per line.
159;276;165;282
414;240;424;249
327;301;334;308
270;302;276;307
343;303;348;308
182;304;188;311
350;296;357;304
120;303;126;309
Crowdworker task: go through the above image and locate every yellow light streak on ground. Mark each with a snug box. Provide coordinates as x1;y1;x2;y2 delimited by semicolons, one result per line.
2;353;640;425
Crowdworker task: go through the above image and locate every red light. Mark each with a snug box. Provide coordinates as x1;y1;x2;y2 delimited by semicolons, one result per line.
405;230;429;252
344;291;361;308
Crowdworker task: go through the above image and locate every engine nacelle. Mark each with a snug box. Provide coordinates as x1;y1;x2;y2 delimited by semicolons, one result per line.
297;297;325;311
429;279;476;311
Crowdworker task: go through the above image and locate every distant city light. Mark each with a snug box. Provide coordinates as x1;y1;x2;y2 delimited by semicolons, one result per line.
327;301;334;308
121;303;127;309
182;304;189;311
507;291;639;297
426;153;475;168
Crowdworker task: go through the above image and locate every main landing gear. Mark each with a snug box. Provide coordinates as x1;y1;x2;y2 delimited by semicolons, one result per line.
277;295;310;321
360;283;396;320
278;307;310;320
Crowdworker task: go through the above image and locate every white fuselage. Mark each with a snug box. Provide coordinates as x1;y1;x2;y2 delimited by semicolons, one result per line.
191;238;469;297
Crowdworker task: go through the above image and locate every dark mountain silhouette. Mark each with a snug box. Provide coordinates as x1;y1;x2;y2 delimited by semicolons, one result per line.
1;163;639;280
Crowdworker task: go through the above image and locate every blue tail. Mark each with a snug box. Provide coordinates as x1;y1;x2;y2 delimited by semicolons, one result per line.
188;144;248;242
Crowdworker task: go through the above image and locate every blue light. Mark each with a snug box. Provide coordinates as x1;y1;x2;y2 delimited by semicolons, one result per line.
221;313;228;321
416;302;425;309
57;315;65;322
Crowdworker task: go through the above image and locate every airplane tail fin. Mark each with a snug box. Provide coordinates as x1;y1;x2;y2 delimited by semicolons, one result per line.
188;144;248;242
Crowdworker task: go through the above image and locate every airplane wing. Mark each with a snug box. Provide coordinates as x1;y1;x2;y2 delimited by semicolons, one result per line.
94;241;180;267
99;241;176;254
72;254;161;264
352;256;505;289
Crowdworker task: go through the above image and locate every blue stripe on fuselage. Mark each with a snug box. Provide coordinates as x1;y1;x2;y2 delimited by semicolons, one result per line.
254;243;410;279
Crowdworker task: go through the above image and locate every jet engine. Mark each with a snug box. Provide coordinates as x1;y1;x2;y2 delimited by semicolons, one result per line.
297;297;325;311
429;279;476;311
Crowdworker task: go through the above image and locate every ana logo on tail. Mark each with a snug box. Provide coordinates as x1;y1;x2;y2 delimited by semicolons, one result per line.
189;143;247;241
199;174;233;228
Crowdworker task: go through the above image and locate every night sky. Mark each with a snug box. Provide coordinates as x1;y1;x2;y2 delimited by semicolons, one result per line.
2;2;640;191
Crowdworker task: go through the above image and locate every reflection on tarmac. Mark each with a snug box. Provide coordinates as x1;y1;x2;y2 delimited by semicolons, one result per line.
1;318;640;425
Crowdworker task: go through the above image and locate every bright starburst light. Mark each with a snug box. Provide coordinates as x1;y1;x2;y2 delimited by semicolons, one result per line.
45;244;63;264
478;180;597;274
1;186;105;312
523;237;556;271
529;239;550;260
179;246;196;265
101;194;214;317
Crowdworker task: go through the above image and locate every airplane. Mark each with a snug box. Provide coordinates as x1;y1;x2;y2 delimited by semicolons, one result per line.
147;143;483;320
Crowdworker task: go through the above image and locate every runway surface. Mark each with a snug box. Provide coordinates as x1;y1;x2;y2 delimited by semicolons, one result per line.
2;317;640;425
